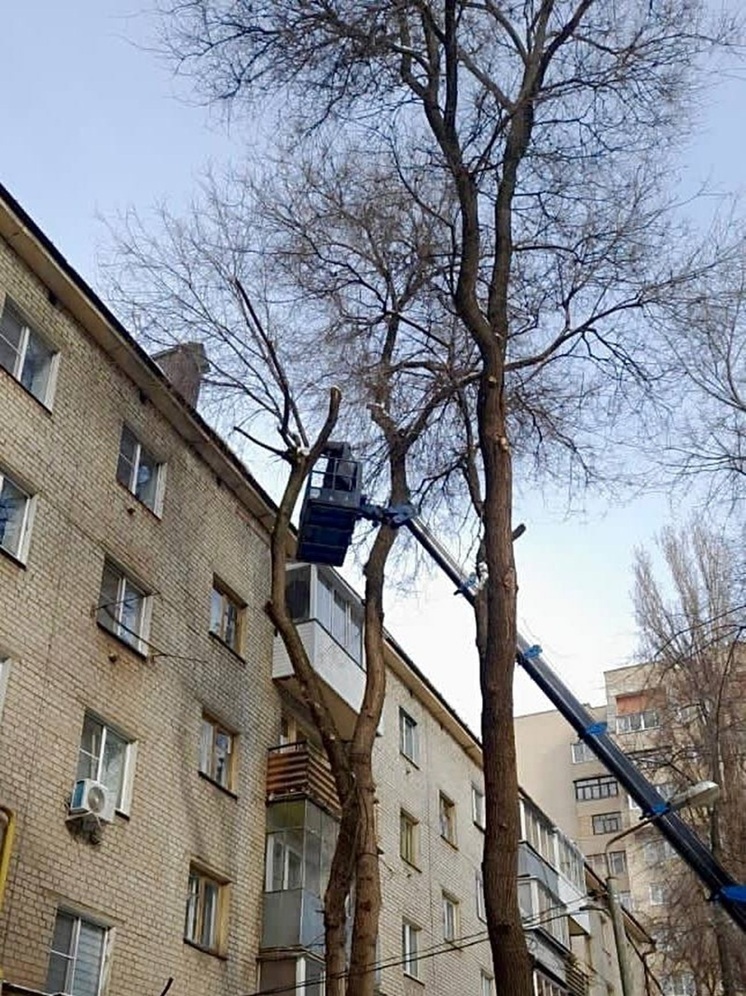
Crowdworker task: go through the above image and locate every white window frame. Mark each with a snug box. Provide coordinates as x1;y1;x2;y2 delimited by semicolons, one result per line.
617;709;659;734
571;740;596;763
97;559;151;655
471;784;485;829
265;830;304;892
116;425;164;514
0;297;58;407
442;892;459;943
0;467;34;563
592;811;622;835
476;872;486;922
77;712;135;814
184;864;227;953
649;882;667;906
399;708;419;764
606;849;627;875
199;713;236;791
402;920;420;979
400;810;418;867
210;578;245;655
439;792;457;845
46;908;110;996
481;971;494;996
663;973;696;996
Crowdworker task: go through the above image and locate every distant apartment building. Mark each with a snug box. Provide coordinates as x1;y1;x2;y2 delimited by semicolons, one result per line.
0;182;643;996
515;662;741;996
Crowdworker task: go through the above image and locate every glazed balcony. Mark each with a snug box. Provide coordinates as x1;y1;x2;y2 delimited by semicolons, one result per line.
272;564;366;739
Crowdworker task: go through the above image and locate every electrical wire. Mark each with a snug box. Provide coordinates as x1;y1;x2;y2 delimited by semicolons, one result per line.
239;898;597;996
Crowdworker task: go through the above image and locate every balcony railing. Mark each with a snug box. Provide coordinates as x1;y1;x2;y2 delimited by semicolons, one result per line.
266;741;340;817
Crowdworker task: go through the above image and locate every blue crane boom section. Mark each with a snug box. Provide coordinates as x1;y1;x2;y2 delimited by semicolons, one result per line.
294;447;746;932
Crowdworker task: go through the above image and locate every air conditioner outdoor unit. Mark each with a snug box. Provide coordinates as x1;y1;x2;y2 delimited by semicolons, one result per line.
68;779;116;823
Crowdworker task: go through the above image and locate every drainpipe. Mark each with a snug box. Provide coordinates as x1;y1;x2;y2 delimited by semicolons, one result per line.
0;805;17;988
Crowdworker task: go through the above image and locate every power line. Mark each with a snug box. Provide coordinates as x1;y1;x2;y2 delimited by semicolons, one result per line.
240;899;593;996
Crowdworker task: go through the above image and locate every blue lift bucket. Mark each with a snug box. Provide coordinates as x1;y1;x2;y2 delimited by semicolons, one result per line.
296;443;363;566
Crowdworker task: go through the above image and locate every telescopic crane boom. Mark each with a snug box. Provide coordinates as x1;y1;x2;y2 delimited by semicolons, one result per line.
294;444;746;932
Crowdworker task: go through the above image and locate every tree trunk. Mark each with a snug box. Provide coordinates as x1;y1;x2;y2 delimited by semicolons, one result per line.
477;364;533;996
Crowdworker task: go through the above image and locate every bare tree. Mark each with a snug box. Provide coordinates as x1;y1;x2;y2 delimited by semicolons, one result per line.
105;170;472;995
147;3;743;992
633;523;746;995
650;244;746;509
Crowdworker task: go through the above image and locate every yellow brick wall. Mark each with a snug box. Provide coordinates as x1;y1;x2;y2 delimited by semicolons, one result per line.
0;232;280;995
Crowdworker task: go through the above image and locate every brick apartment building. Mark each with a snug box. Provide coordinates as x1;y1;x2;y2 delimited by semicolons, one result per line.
0;183;646;996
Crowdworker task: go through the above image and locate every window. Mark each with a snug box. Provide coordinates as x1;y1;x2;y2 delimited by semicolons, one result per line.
649;882;667;906
643;839;676;866
481;971;494;996
557;833;584;890
0;298;56;405
606;850;627;875
616;709;659;734
471;784;485;829
619;891;634;911
476;872;486;922
264;800;338;901
185;865;227;953
521;799;554;863
0;468;33;562
210;579;244;654
663;974;695;996
442;892;459;942
46;909;108;996
400;810;418;867
399;708;418;763
571;740;596;763
592;812;622;835
316;570;363;662
439;792;456;845
534;971;568;996
77;713;133;813
116;426;163;513
97;559;150;654
402;920;420;979
199;714;235;790
574;775;619;801
265;826;304;892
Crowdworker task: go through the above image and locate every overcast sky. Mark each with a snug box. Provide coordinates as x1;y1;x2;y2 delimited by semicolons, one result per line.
3;2;744;728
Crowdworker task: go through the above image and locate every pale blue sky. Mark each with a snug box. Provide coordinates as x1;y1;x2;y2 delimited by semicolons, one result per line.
3;2;744;725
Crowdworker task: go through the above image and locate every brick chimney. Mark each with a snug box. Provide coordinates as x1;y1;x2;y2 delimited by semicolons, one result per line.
153;343;209;409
